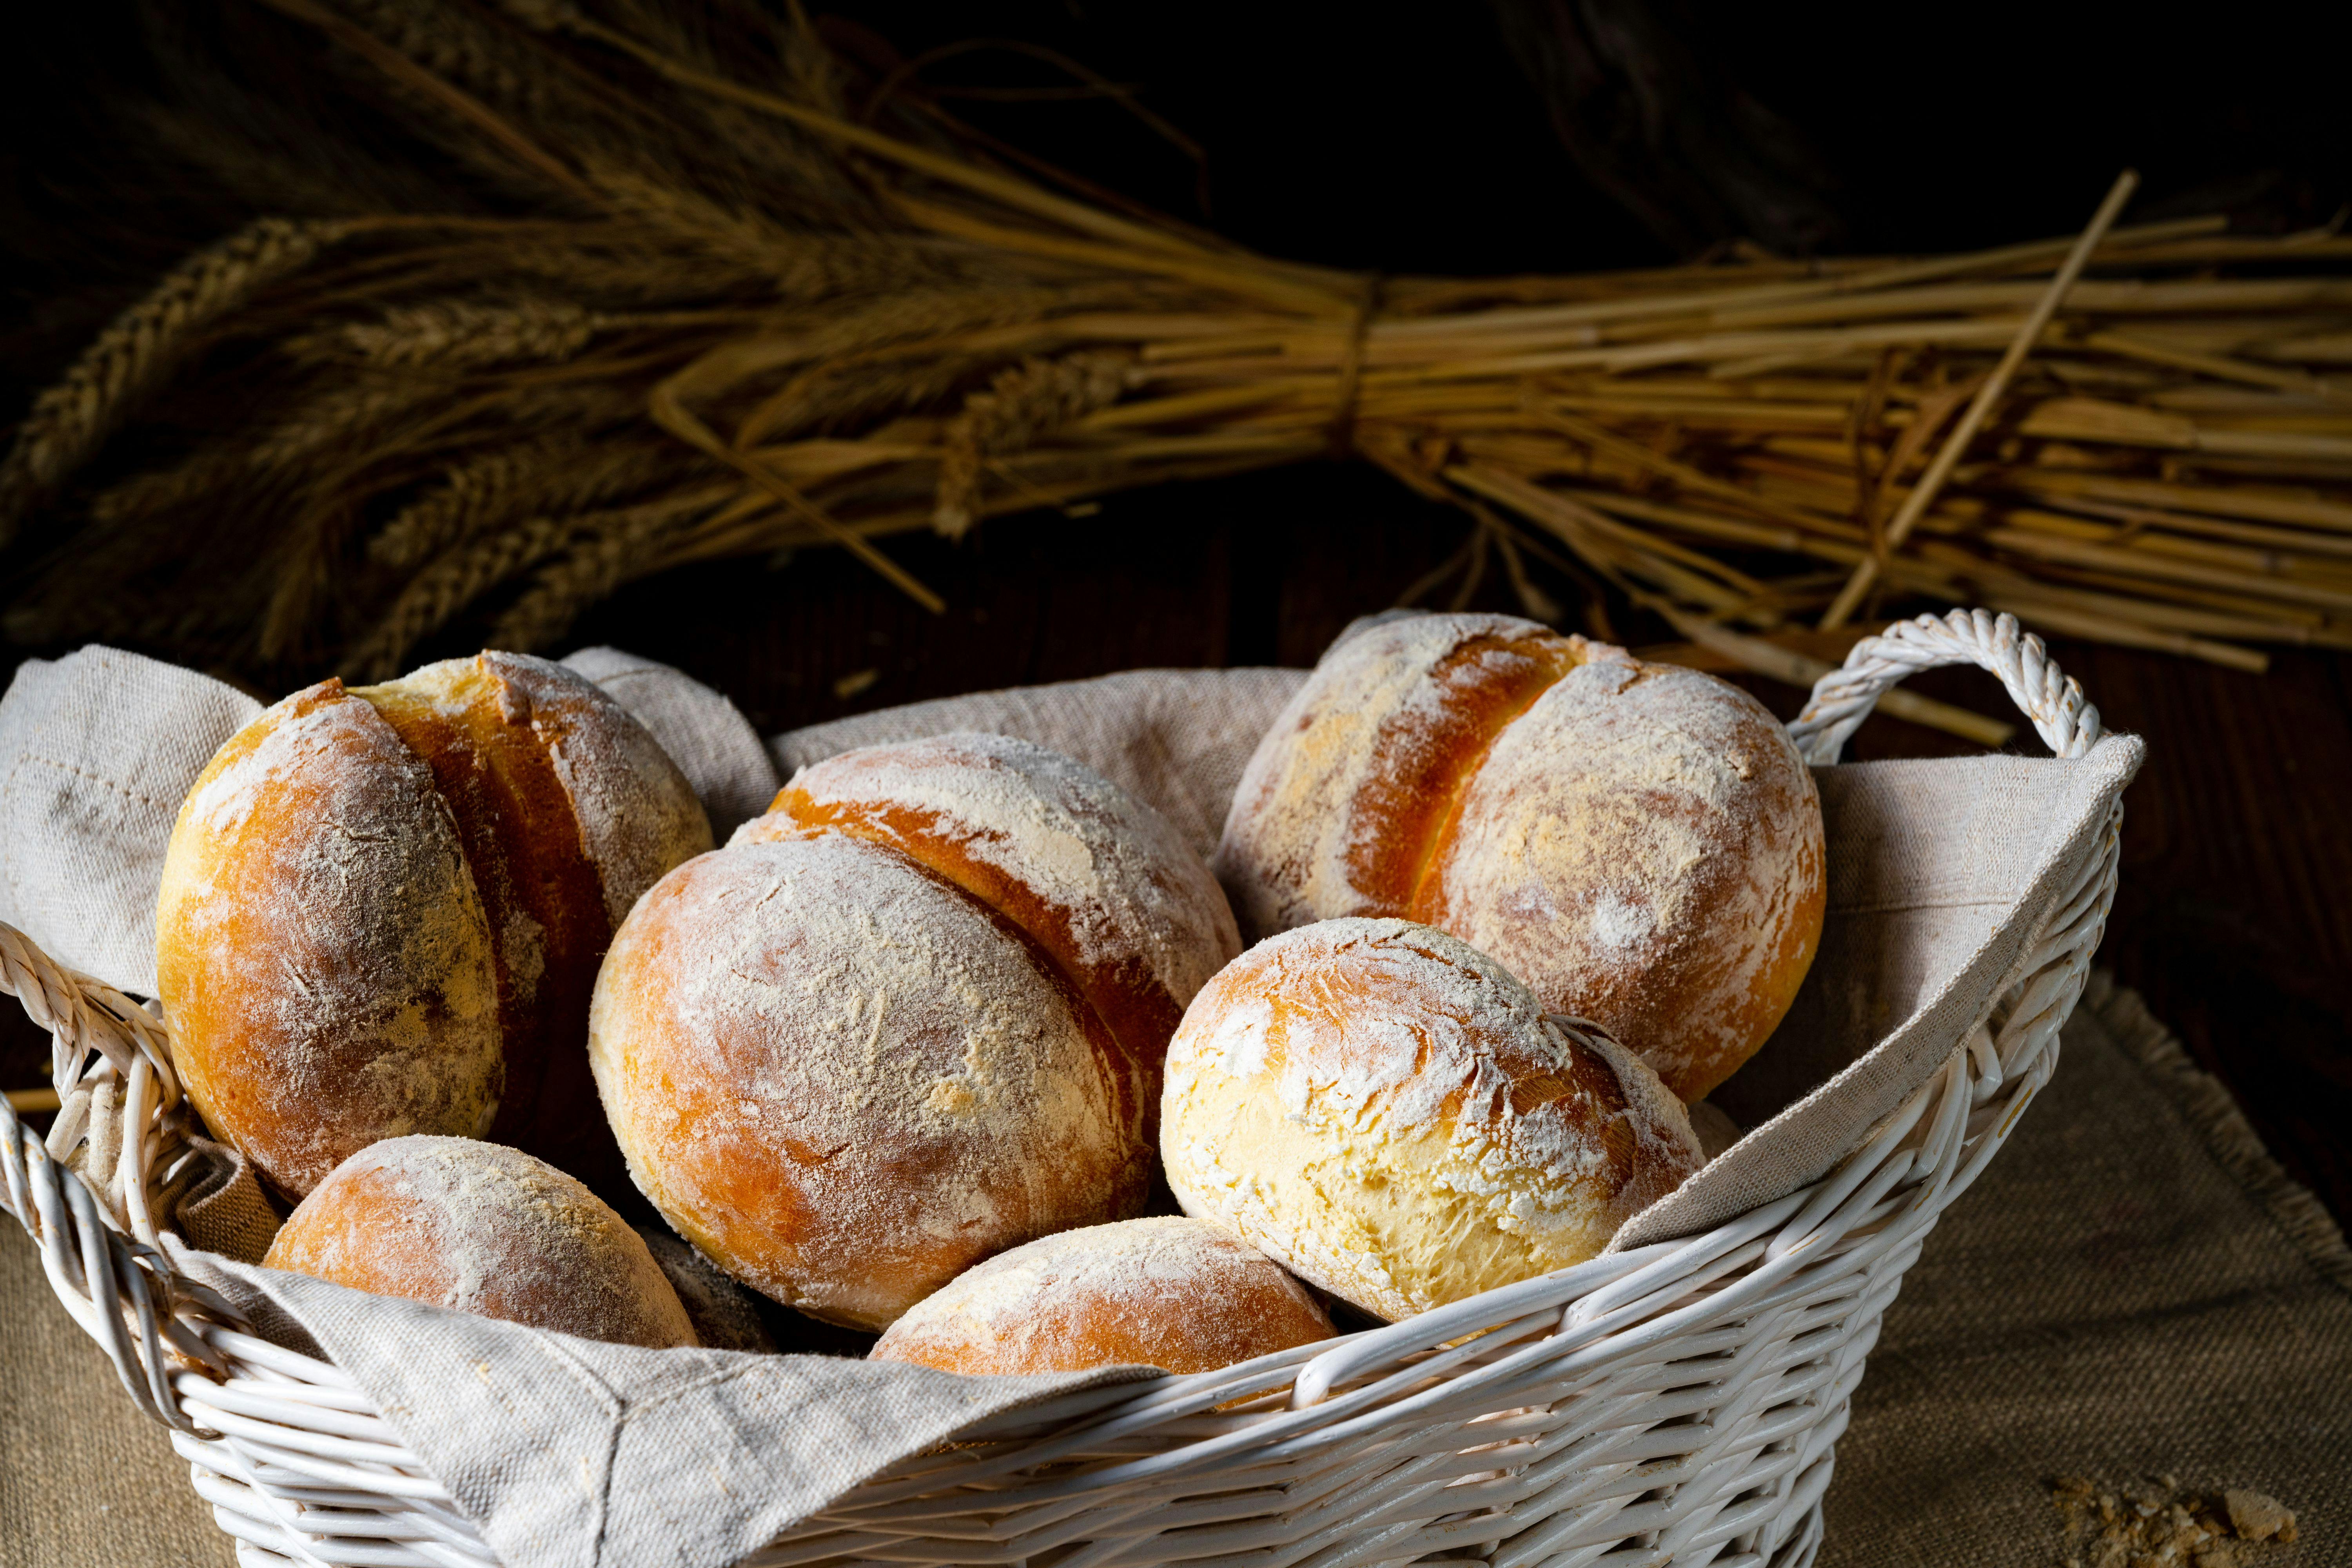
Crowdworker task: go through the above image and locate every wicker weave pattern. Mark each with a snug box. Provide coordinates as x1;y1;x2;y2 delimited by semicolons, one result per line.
0;610;2118;1568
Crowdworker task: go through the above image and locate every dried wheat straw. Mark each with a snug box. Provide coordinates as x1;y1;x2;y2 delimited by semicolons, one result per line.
0;218;362;541
10;2;2352;714
934;350;1131;535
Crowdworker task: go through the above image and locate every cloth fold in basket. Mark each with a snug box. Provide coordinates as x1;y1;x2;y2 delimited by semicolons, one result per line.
0;638;2143;1568
161;1245;1149;1568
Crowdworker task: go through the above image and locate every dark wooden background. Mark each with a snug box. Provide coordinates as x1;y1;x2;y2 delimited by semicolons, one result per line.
4;1;2348;1222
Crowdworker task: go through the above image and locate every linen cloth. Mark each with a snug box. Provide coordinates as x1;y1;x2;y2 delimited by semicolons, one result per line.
772;665;1312;860
0;646;262;998
0;634;2177;1568
561;645;777;840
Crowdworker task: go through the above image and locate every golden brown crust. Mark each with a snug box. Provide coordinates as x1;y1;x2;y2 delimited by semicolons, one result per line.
158;652;710;1202
1214;614;1594;942
869;1217;1334;1376
352;657;617;1190
1411;660;1825;1101
157;681;503;1199
747;734;1240;1112
588;831;1154;1332
1160;918;1703;1322
480;652;712;927
263;1136;697;1348
760;790;1178;1079
1214;613;1824;1101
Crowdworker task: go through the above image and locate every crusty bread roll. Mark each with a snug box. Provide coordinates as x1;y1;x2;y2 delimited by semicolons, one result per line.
742;732;1240;1096
590;828;1160;1332
870;1217;1335;1376
1161;918;1704;1323
1214;612;1824;1102
263;1136;698;1348
156;652;711;1199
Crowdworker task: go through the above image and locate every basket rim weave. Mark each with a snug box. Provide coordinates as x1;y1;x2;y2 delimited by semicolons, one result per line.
0;607;2120;1568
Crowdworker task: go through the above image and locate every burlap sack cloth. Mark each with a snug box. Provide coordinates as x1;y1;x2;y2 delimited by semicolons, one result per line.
1;642;2343;1566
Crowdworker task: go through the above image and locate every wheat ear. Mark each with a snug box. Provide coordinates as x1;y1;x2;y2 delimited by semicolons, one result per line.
0;218;363;543
933;350;1133;537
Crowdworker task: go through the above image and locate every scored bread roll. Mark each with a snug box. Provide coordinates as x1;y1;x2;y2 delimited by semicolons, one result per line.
870;1217;1335;1376
743;732;1240;1096
263;1136;698;1348
1214;611;1824;1102
156;652;711;1199
590;828;1159;1332
1161;918;1704;1323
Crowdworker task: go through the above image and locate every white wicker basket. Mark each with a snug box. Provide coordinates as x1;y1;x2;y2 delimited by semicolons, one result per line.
0;608;2118;1568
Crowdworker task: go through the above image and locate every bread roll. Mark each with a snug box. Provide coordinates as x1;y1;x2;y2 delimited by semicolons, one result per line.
156;652;711;1199
743;731;1240;1094
871;1217;1334;1376
263;1136;697;1348
1161;918;1703;1322
1214;612;1824;1101
589;829;1157;1332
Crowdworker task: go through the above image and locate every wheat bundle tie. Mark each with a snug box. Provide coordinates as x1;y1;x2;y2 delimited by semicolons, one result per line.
1327;273;1385;459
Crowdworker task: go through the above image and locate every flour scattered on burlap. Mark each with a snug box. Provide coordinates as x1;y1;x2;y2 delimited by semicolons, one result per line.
2051;1475;2299;1566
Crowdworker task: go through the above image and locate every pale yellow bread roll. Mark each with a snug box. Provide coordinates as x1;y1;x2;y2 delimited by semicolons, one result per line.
1214;612;1824;1102
588;830;1154;1332
263;1136;697;1348
1161;918;1703;1322
870;1217;1334;1376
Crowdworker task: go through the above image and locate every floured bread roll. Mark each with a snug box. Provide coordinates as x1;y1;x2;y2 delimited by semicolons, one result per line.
1161;918;1704;1322
592;734;1230;1331
743;732;1240;1100
156;652;711;1200
263;1136;698;1348
1214;611;1824;1102
871;1216;1334;1376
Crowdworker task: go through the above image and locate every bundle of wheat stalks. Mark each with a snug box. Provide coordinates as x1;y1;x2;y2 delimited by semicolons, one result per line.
4;0;2348;698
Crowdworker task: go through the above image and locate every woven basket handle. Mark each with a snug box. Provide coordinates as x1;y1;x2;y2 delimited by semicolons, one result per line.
1788;608;2102;765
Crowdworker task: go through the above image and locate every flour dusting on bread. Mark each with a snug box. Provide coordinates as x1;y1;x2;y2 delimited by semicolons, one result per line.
1420;660;1822;1099
158;682;502;1197
871;1216;1333;1375
590;831;1152;1330
774;734;1234;1008
266;1136;697;1348
1161;918;1702;1321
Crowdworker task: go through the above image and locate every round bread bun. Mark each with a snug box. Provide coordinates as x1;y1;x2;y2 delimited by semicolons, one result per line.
742;732;1240;1097
588;829;1157;1332
262;1136;698;1348
1161;918;1704;1323
870;1217;1334;1376
1213;611;1824;1102
156;652;711;1199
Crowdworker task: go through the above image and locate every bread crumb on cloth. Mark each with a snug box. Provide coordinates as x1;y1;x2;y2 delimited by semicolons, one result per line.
2050;1474;2299;1567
